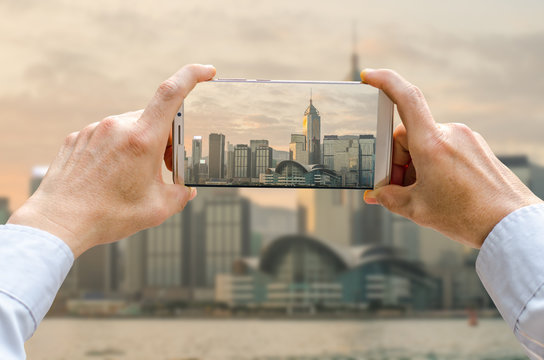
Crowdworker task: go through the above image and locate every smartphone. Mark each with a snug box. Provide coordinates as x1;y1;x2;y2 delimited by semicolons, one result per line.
172;79;393;189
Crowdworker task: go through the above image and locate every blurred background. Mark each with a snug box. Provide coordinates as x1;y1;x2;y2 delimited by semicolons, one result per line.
1;0;544;359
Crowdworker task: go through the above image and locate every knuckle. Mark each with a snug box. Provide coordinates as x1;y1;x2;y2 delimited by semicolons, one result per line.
451;122;473;136
97;116;118;134
405;84;425;102
123;128;152;156
64;131;78;146
156;79;180;101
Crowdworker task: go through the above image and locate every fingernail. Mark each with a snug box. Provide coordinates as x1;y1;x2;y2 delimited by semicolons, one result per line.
360;68;374;84
364;190;379;205
204;64;215;69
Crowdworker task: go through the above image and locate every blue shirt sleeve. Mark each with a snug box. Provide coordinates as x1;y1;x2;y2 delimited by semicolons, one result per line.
476;203;544;359
0;224;73;360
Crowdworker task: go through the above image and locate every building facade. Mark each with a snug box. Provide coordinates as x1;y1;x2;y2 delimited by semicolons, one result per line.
191;136;202;183
216;235;438;311
208;133;225;179
250;139;269;178
289;134;308;165
302;96;321;165
203;193;251;287
234;144;251;179
255;145;273;179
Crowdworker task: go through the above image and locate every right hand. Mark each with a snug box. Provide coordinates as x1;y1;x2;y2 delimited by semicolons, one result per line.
362;69;542;248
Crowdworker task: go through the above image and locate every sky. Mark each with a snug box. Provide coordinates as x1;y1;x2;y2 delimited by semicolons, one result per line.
184;81;377;156
1;0;544;210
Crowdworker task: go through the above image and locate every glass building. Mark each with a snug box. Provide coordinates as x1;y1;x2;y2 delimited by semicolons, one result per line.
191;136;202;183
255;145;273;179
216;234;438;311
234;144;251;179
203;194;251;287
259;160;342;187
208;133;225;179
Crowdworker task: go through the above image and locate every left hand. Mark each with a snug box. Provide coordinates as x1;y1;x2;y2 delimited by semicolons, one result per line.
8;64;216;257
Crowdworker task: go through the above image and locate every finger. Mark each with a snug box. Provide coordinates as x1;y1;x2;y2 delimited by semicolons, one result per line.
161;184;197;215
390;124;412;185
364;184;415;219
140;64;216;138
73;121;100;153
116;109;144;123
164;145;173;171
392;124;411;166
361;69;437;140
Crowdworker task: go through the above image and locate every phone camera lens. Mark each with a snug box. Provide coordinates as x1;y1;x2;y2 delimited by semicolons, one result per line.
177;112;182;117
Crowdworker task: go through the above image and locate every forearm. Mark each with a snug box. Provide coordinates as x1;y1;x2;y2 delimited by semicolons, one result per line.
476;203;544;358
0;225;73;357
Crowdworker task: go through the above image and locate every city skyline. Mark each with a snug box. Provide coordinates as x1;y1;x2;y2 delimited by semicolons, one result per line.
184;93;376;188
3;0;544;210
182;82;377;159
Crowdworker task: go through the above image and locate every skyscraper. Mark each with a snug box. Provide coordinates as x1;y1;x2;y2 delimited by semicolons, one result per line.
234;144;251;179
250;140;269;178
209;133;225;179
358;135;375;187
203;193;250;287
143;210;192;298
289;134;308;165
255;145;273;178
346;22;361;82
303;95;321;164
226;142;235;179
191;136;202;183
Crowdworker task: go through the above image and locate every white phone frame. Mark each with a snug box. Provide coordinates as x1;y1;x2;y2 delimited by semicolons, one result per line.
172;79;393;189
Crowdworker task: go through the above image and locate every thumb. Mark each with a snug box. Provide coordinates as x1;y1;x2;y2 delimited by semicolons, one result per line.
364;184;414;219
162;184;198;215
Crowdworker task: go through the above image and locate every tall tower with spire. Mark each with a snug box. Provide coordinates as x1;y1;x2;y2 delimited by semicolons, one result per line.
346;22;361;81
302;91;321;164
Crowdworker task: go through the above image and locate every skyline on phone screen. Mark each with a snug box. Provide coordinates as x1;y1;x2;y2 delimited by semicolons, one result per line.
182;81;378;189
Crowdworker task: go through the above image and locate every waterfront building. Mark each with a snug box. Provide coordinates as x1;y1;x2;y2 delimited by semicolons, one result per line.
250;140;269;178
234;144;251;180
191;136;202;183
322;134;375;187
215;234;438;311
226;142;235;179
255;145;273;178
197;159;208;183
208;133;225;179
272;149;290;167
203;193;250;287
358;135;375;187
259;160;341;187
302;96;321;165
289;134;308;165
142;210;193;300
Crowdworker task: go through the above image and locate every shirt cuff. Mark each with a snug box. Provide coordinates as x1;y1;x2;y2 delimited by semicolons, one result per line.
476;203;544;330
0;224;74;336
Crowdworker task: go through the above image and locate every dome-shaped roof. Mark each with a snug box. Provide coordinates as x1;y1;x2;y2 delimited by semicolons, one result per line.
259;234;350;273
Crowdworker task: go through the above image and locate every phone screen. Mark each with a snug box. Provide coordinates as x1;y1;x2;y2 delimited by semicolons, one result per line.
181;80;380;189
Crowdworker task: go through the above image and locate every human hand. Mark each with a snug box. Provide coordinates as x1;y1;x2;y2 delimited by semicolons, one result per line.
362;69;543;248
8;64;216;257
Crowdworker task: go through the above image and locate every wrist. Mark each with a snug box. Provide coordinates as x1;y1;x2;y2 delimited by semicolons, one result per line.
7;197;92;258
